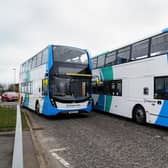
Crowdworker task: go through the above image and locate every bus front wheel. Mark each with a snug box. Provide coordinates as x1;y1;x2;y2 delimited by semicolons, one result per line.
133;105;146;125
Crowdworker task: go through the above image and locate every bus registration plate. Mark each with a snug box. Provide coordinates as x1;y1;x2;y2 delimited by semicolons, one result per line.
68;111;79;114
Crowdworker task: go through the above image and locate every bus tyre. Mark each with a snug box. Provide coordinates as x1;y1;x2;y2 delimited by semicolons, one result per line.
133;106;146;125
35;102;40;114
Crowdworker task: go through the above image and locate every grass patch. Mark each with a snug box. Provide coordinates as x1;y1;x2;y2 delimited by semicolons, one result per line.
0;108;16;131
0;107;29;131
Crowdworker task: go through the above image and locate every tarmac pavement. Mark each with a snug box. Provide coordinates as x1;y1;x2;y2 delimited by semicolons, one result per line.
0;132;14;168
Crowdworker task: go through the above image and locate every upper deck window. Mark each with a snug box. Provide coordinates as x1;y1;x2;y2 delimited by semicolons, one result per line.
92;57;97;69
37;52;42;66
32;56;37;68
105;51;116;66
131;39;149;60
97;54;105;68
151;33;168;56
117;47;130;64
42;49;48;64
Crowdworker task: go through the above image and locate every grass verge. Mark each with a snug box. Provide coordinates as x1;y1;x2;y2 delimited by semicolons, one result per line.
0;107;28;131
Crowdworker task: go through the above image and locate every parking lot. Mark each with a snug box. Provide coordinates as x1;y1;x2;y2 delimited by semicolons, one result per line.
25;109;168;168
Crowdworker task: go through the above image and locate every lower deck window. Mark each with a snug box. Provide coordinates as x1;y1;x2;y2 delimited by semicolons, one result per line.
154;76;168;99
111;80;122;96
92;80;122;96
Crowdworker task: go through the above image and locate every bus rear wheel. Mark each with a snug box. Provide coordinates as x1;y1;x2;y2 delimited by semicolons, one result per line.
133;106;146;125
35;102;40;114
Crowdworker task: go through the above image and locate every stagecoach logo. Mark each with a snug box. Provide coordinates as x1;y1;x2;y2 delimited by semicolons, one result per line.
144;99;157;103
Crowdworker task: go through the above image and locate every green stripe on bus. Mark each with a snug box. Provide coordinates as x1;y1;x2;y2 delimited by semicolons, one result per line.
105;95;112;112
101;66;113;80
26;71;30;81
101;66;113;112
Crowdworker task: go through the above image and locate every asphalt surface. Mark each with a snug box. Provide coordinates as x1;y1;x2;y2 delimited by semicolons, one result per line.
25;110;168;168
0;132;14;168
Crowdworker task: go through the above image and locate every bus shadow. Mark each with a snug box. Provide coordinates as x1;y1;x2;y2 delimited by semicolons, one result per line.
41;112;90;121
22;106;91;121
94;109;168;131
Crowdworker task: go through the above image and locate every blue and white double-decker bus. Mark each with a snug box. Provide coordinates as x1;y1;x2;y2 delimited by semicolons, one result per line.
92;28;168;127
20;45;92;116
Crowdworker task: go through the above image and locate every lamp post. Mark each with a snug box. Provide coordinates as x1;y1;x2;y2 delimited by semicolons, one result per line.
13;68;16;91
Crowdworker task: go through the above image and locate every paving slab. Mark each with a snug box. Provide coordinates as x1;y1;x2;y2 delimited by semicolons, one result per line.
0;132;14;168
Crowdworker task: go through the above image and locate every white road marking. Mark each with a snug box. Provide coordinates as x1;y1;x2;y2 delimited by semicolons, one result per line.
49;148;71;168
51;152;71;168
49;148;66;153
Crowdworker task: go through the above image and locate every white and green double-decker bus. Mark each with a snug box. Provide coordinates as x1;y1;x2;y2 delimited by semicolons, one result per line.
92;28;168;127
20;45;92;116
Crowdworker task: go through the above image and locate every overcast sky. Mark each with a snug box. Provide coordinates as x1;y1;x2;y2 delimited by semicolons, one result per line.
1;0;168;84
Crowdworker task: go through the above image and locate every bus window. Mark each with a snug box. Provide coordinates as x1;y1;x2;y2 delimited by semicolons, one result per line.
117;47;130;64
37;52;42;66
105;51;116;66
25;62;28;72
28;59;32;70
92;58;97;69
110;80;122;96
154;76;168;99
151;33;168;56
42;49;48;64
22;63;26;73
131;39;149;60
32;56;37;68
104;81;111;95
111;81;116;96
116;80;122;96
97;84;104;94
97;55;105;68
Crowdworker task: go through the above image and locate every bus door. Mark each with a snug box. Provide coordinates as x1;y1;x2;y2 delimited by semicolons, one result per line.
109;80;124;115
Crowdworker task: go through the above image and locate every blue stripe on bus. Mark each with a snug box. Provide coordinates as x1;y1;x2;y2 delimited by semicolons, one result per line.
155;100;168;127
95;94;105;111
166;54;168;63
86;50;92;71
48;45;53;71
162;28;168;33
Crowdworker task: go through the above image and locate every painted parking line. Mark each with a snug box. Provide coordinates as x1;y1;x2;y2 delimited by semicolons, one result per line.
49;148;71;168
49;147;66;153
